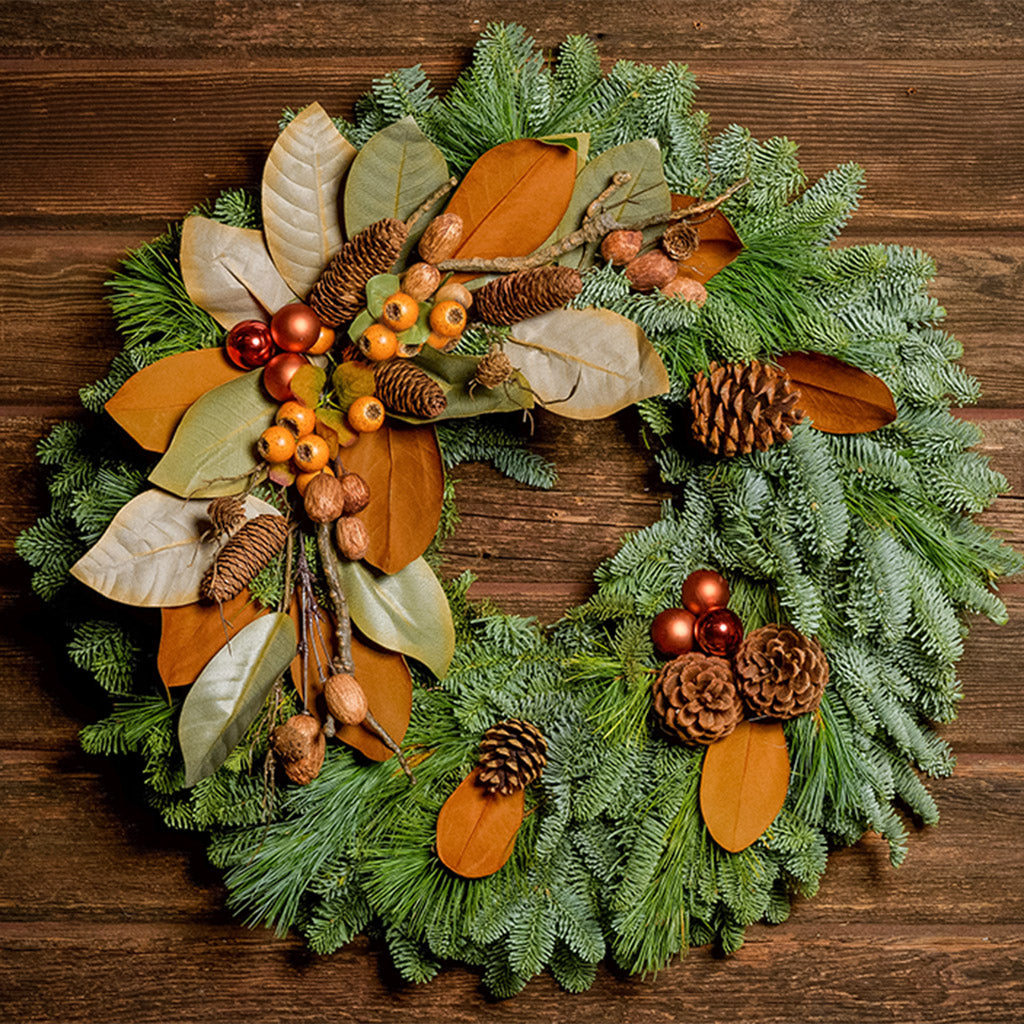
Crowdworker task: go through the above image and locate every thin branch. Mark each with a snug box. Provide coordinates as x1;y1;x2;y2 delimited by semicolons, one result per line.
315;522;354;674
404;176;459;232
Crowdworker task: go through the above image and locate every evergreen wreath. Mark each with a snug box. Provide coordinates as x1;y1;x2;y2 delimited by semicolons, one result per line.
18;24;1021;997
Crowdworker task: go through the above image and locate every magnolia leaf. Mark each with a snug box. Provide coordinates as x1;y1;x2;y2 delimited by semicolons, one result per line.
505;308;670;420
538;131;590;171
436;768;525;878
159;589;267;689
341;423;444;574
444;139;578;275
262;102;356;299
337;557;454;679
670;194;743;283
290;364;326;408
344;117;450;243
70;490;278;607
149;371;276;498
179;612;297;786
365;274;403;318
180;215;296;329
347;309;376;343
288;597;413;762
776;352;898;434
105;348;246;453
699;720;790;853
557;139;671;270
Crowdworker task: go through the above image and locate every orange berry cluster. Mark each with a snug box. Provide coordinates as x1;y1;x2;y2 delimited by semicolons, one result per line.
257;400;334;494
356;287;469;363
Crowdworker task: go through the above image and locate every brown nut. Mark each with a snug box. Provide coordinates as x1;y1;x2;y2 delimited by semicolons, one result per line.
282;733;326;785
303;472;347;523
434;280;473;309
402;262;442;300
339;472;371;514
624;250;678;292
418;212;464;263
324;673;369;726
661;275;708;306
600;229;643;266
272;713;321;762
336;515;370;561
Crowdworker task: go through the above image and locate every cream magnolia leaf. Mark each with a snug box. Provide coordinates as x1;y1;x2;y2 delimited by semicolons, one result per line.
337;557;454;679
179;612;297;786
180;215;296;329
262;102;357;300
505;308;670;419
70;489;279;607
149;371;276;498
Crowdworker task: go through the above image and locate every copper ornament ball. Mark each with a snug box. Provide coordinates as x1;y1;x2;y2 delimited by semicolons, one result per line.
271;302;322;353
650;607;697;658
225;319;275;369
263;352;309;402
694;607;744;658
681;568;731;615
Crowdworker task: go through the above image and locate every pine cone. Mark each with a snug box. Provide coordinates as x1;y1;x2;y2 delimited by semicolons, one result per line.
473;266;582;325
477;718;548;795
200;514;289;602
206;495;246;536
735;624;829;719
472;344;515;391
374;359;447;418
689;360;803;457
652;653;743;746
309;218;409;326
660;222;699;261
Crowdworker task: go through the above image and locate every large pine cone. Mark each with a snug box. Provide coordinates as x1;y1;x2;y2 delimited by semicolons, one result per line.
473;265;582;325
309;218;408;326
652;653;743;746
689;360;803;457
374;359;447;418
477;718;548;795
735;624;829;719
200;514;289;602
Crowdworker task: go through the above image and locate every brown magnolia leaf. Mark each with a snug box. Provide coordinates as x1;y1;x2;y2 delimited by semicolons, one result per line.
436;767;526;878
288;597;412;762
444;139;578;278
340;423;443;575
105;348;247;453
699;719;790;853
668;194;743;284
158;589;267;689
776;352;897;434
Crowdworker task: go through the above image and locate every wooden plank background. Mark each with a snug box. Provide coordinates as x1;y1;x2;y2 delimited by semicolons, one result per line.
1;2;1022;1021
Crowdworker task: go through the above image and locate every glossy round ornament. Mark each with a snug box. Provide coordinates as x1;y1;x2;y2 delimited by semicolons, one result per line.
681;569;731;615
270;302;322;353
650;607;698;658
694;607;744;658
263;352;309;402
225;319;275;369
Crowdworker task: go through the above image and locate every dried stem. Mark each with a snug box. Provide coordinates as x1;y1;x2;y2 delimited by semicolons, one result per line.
365;710;417;784
315;522;354;674
405;176;459;232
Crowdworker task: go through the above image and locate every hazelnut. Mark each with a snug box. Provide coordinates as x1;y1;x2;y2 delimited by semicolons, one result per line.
324;673;369;726
600;229;643;266
339;472;371;514
418;212;464;263
272;713;321;762
303;472;346;523
402;262;441;300
336;515;370;561
624;250;678;292
434;280;473;309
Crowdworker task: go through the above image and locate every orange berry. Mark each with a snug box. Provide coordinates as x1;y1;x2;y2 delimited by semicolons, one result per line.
295;464;335;497
357;322;399;362
275;401;316;437
257;424;297;463
429;300;467;338
292;433;331;472
347;395;385;433
306;325;336;355
380;292;419;332
425;331;454;351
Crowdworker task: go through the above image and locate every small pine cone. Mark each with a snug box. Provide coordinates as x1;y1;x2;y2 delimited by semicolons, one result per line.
374;359;447;418
477;718;548;796
272;713;321;762
200;514;289;602
689;360;803;458
473;266;582;325
652;653;743;746
206;495;246;536
735;624;829;720
660;222;700;261
309;218;409;326
472;344;515;391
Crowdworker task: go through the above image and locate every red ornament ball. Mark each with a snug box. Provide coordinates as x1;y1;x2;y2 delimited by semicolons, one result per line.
271;303;322;353
694;607;744;658
681;569;731;615
263;352;309;402
225;319;275;369
650;607;697;658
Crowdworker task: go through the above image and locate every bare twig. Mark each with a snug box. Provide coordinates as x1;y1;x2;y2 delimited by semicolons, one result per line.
315;522;354;674
405;176;459;232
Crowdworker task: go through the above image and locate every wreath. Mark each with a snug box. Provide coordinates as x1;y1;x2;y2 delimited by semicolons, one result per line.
18;25;1021;997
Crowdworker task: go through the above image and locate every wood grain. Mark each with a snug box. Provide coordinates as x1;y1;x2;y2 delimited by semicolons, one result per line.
2;2;1023;1022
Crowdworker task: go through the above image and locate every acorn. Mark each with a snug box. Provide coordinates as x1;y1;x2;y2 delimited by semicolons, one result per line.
336;516;370;560
339;472;371;514
402;262;442;300
324;673;369;725
601;229;643;266
303;472;347;523
625;250;678;292
418;212;463;264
